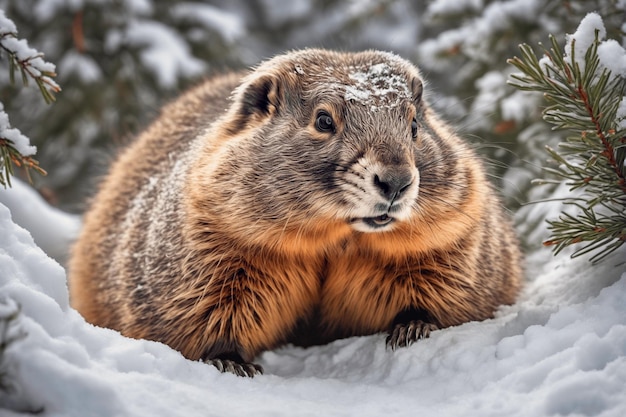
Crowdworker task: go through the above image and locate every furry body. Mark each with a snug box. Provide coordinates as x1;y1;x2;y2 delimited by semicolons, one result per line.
69;49;522;376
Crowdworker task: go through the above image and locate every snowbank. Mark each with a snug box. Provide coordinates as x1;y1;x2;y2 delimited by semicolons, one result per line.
0;183;625;416
1;7;624;416
0;178;80;265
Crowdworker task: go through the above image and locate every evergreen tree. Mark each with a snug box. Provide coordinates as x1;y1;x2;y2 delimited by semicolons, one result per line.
0;9;54;188
508;12;626;263
415;0;625;259
2;0;624;262
1;0;241;208
415;0;624;208
0;0;424;210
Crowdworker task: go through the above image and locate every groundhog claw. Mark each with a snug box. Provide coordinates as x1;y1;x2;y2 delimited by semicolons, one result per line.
386;320;438;351
205;358;264;377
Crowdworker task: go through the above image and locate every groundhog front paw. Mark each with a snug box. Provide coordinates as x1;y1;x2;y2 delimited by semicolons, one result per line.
205;358;264;377
386;320;438;351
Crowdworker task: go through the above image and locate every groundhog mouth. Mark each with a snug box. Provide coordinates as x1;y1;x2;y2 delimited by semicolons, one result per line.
352;214;395;230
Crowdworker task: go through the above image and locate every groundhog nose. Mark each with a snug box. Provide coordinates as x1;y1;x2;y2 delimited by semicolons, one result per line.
373;170;414;201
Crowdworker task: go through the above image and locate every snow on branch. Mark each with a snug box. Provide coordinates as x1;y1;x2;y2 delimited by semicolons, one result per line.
0;10;54;187
508;12;626;263
0;10;60;103
0;103;46;188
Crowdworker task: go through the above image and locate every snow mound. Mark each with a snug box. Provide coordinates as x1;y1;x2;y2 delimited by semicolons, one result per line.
0;178;80;265
0;188;625;415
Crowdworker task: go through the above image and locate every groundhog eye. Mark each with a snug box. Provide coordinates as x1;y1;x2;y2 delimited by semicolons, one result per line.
315;111;335;133
411;118;418;139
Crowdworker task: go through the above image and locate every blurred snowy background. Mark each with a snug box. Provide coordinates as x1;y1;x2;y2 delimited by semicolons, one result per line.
1;0;623;219
1;1;626;416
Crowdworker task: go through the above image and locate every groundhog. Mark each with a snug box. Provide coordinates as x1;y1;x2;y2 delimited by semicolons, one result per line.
69;49;522;377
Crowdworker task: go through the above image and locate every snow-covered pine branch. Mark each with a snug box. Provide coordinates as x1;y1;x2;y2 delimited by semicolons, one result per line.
0;102;46;187
0;9;54;187
508;12;626;263
0;10;59;103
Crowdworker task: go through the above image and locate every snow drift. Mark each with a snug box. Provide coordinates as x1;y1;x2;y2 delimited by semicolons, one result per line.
1;9;625;416
0;177;625;416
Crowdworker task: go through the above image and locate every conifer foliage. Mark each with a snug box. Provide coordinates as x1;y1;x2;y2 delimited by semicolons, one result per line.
1;1;624;264
0;10;56;187
508;13;626;263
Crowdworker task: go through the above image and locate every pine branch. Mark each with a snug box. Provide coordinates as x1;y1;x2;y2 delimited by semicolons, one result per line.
0;138;47;187
0;11;58;188
507;18;626;263
0;33;61;104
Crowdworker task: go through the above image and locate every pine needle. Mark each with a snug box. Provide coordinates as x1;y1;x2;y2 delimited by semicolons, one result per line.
507;29;626;264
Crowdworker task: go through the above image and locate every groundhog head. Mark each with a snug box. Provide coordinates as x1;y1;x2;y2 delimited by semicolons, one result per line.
210;49;427;238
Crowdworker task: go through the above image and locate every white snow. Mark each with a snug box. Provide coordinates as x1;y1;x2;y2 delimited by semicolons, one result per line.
468;71;507;130
124;0;153;15
0;9;17;34
0;177;80;264
0;10;59;92
565;12;606;72
0;103;36;157
426;0;483;16
172;2;245;43
617;97;626;130
35;0;152;22
564;13;626;135
569;11;626;83
1;177;626;416
598;39;626;78
257;0;312;27
57;51;103;83
419;0;542;65
343;62;412;111
501;90;540;124
124;20;206;88
0;5;625;415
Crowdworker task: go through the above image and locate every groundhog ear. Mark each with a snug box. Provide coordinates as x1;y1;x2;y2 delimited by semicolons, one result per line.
237;75;282;121
410;77;423;106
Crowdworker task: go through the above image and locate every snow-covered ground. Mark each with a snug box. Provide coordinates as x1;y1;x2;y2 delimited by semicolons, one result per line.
0;179;80;265
0;176;625;416
1;9;625;416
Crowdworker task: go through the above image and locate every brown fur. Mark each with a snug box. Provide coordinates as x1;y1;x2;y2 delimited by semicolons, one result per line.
69;49;522;376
